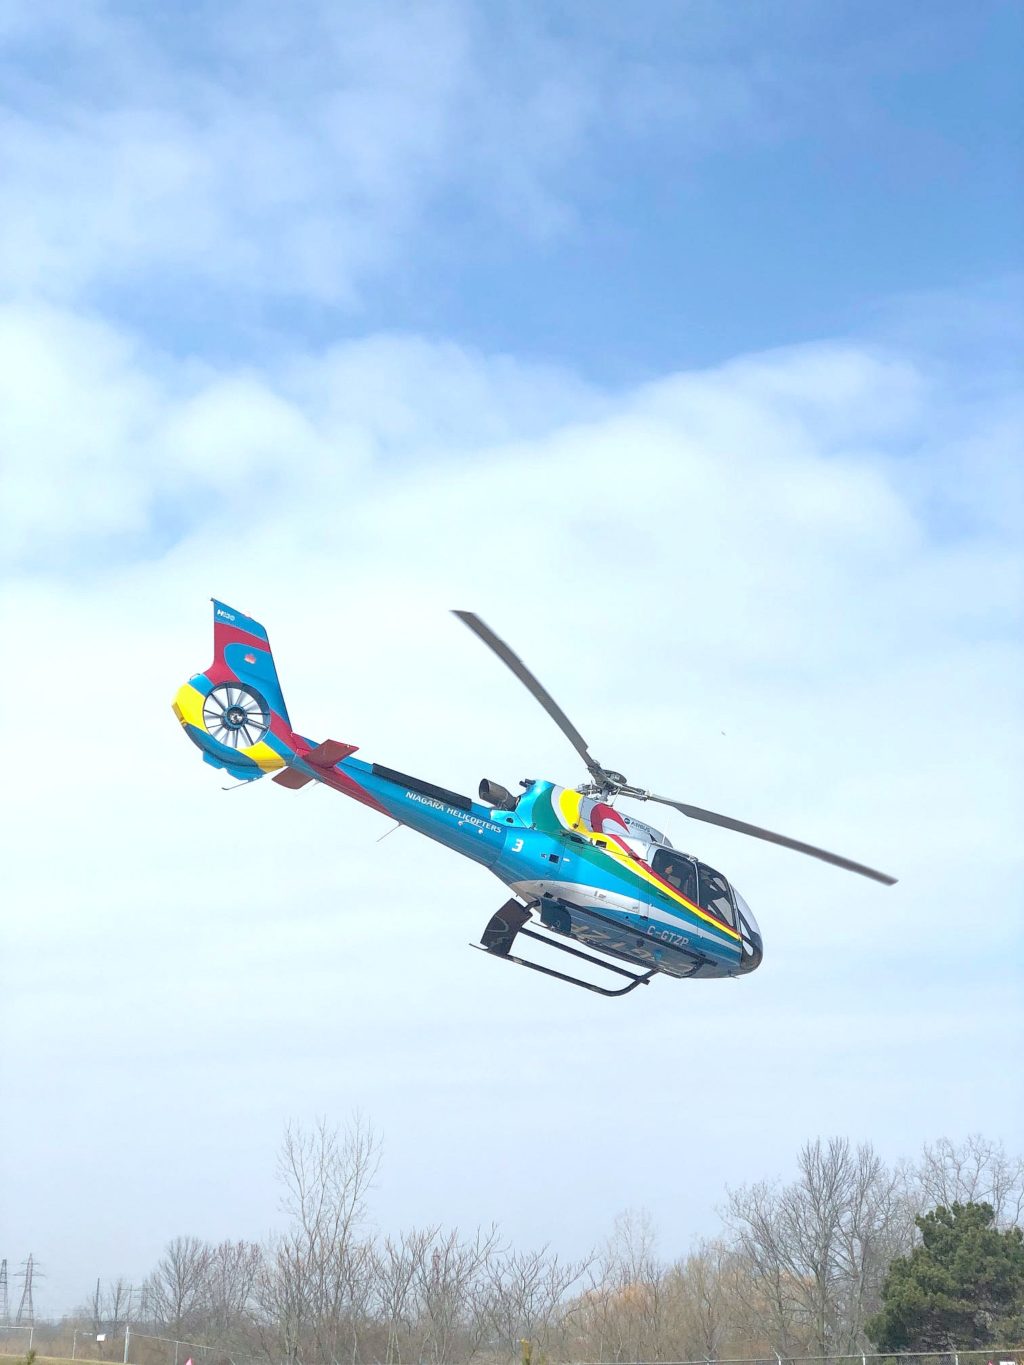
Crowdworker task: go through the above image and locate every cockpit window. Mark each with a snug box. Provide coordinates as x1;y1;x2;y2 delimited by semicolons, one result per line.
697;863;736;927
651;853;739;929
651;849;698;903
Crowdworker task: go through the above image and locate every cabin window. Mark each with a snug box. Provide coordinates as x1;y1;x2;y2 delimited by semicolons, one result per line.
651;850;698;902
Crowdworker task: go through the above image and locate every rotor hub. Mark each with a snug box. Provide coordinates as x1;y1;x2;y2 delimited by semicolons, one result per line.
202;683;270;749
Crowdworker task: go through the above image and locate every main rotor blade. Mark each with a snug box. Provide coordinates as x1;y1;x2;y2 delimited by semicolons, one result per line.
647;794;897;885
452;611;603;778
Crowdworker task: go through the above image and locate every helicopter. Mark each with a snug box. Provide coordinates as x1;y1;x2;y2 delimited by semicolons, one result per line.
173;601;896;998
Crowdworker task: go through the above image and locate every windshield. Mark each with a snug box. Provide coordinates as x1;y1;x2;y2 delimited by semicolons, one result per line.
733;886;763;972
733;887;760;938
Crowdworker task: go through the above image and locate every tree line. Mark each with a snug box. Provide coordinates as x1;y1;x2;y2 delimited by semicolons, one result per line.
70;1128;1023;1363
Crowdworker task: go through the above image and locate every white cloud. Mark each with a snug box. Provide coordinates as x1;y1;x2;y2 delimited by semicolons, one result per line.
0;1;601;306
1;295;1021;1310
0;1;824;314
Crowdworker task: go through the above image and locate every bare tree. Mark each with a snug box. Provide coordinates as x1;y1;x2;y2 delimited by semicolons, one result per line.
103;1278;134;1333
914;1134;1024;1227
202;1241;262;1344
143;1236;213;1338
485;1244;592;1360
256;1237;306;1365
129;1127;1024;1365
256;1116;380;1365
722;1180;803;1355
727;1138;908;1356
368;1226;438;1365
660;1239;741;1362
277;1116;380;1260
413;1225;500;1365
578;1209;667;1363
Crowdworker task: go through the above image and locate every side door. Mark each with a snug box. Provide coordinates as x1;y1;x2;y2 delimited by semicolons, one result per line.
647;848;703;954
650;848;699;909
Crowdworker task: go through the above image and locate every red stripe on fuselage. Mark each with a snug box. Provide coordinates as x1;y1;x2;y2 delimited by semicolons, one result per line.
306;763;391;815
645;865;736;935
601;832;737;937
208;653;391;817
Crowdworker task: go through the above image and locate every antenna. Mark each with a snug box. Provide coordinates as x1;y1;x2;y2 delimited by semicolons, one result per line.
0;1259;8;1325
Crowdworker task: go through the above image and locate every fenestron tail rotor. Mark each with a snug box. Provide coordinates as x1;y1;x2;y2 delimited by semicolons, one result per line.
453;610;896;886
202;683;270;750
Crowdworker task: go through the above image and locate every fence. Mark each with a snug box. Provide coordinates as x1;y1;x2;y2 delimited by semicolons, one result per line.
567;1356;1023;1365
0;1333;1020;1365
0;1327;261;1365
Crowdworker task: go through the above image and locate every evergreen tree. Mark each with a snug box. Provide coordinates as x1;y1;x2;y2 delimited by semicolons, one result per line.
867;1202;1024;1350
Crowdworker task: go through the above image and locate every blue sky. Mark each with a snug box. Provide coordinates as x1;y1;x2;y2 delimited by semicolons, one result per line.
399;1;1024;377
3;1;1022;376
0;0;1021;1317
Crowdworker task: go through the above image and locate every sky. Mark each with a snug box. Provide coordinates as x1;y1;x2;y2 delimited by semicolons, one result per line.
0;0;1022;1318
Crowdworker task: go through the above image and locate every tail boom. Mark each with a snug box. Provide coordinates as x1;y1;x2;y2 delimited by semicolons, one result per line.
173;602;499;842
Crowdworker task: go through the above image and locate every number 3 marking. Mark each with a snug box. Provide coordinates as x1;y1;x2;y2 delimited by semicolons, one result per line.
510;837;524;853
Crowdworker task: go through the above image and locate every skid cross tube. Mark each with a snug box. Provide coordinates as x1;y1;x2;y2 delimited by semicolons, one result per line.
473;923;656;998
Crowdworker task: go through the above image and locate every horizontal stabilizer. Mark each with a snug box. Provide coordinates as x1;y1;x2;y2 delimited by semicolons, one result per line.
273;769;314;789
272;739;358;791
306;739;358;768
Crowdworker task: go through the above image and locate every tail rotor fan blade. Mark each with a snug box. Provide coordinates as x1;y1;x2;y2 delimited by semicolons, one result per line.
647;793;897;885
202;683;270;750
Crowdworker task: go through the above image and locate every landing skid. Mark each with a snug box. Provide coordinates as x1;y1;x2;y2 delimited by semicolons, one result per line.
474;899;656;998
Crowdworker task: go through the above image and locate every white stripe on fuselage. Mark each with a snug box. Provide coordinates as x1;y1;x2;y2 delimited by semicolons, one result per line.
508;879;736;952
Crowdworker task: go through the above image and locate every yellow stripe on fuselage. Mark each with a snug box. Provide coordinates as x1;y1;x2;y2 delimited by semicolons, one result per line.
553;785;740;941
628;848;741;939
556;787;585;829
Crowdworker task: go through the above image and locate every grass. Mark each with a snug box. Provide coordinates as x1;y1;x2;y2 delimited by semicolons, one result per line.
0;1357;84;1365
0;1357;119;1365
